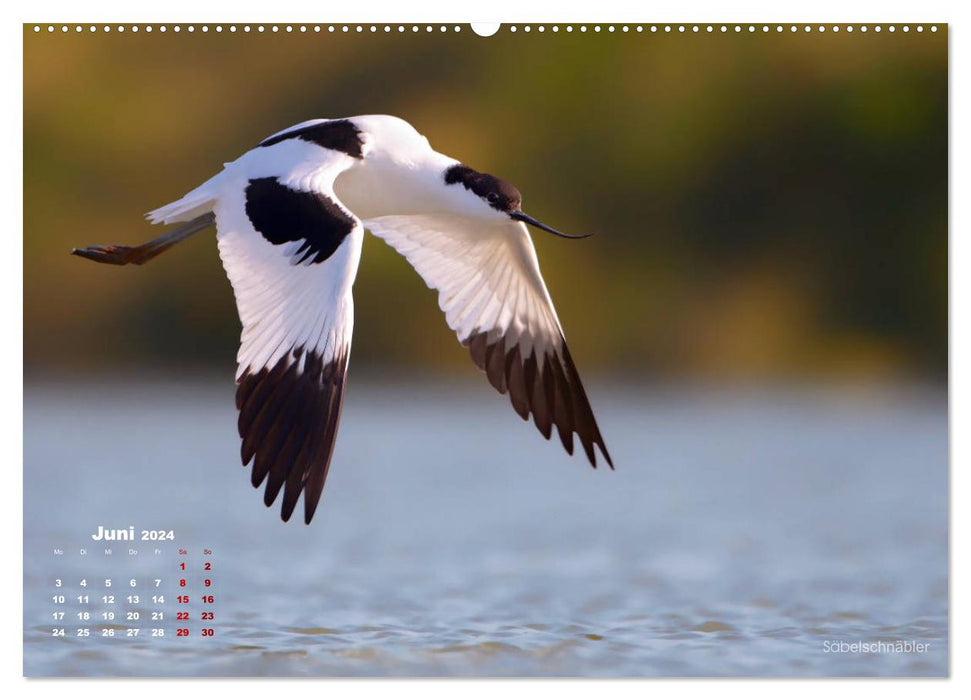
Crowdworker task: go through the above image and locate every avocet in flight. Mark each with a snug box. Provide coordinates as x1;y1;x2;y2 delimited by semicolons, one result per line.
74;115;612;524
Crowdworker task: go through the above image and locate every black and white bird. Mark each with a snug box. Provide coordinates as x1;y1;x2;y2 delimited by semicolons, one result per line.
74;115;612;524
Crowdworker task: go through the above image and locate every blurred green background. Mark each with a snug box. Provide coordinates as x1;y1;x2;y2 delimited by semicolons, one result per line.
23;25;947;381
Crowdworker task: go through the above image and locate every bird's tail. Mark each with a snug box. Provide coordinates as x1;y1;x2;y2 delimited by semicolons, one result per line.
72;212;215;266
72;174;221;266
146;176;221;225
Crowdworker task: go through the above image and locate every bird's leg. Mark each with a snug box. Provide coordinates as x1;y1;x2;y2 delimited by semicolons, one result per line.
72;212;216;266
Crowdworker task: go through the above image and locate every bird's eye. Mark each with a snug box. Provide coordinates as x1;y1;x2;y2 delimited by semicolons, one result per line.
487;193;499;203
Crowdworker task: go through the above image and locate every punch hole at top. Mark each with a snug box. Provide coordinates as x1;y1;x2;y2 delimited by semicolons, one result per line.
471;23;501;37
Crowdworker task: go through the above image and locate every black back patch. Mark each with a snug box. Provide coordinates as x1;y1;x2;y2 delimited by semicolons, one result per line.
444;163;522;213
258;119;364;159
244;177;355;264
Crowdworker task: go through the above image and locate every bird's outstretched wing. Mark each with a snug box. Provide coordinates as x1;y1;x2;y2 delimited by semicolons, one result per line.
159;139;365;524
364;215;612;468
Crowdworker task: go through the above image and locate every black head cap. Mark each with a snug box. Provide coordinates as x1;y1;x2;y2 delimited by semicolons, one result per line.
444;163;593;240
444;164;522;213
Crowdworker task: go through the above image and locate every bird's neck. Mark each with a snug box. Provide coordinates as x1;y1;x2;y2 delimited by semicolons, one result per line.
335;152;481;221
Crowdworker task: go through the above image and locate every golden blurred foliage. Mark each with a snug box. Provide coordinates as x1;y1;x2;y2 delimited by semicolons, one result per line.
24;25;946;380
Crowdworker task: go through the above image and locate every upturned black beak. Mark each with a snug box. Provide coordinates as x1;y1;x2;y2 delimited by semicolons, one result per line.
509;211;593;239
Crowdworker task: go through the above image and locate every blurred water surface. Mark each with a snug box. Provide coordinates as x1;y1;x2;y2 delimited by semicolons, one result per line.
24;380;947;676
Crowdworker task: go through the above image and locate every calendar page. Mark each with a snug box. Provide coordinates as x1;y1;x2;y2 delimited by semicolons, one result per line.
23;21;948;678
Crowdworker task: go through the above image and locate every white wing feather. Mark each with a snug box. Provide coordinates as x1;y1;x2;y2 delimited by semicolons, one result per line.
364;215;560;355
150;136;364;522
365;214;612;467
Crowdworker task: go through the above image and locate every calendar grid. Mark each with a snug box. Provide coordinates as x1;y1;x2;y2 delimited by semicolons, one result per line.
43;536;216;644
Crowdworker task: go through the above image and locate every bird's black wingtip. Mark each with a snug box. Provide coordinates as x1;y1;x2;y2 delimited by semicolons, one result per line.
600;443;615;470
587;442;614;471
271;496;317;525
